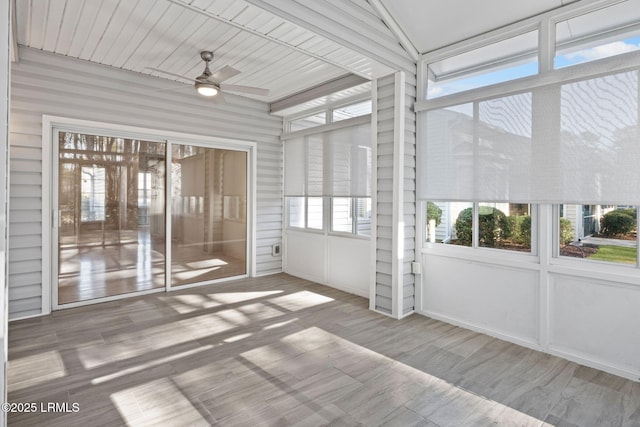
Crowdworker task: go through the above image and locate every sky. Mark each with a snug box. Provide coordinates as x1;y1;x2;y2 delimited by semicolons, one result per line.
428;36;640;99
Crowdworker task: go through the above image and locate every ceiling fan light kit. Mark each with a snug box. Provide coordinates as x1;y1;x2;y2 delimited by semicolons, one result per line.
195;81;218;96
149;50;269;104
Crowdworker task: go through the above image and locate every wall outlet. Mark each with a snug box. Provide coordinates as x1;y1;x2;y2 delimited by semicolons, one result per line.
272;244;281;256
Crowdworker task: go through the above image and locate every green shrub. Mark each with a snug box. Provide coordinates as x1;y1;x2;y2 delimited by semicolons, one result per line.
600;209;636;236
454;207;473;245
505;215;531;245
559;218;574;244
454;206;508;246
620;208;637;221
478;206;507;246
521;216;532;245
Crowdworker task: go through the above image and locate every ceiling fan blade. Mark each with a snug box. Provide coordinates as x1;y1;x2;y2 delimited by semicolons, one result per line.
220;84;270;96
208;65;240;83
211;92;226;104
146;67;196;83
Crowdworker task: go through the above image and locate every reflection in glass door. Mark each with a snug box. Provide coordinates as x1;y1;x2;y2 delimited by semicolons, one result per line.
171;145;247;286
57;132;166;304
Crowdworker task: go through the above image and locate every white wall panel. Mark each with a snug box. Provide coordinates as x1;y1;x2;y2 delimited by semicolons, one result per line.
550;275;640;375
9;47;283;319
419;250;640;380
327;236;370;298
422;254;539;344
284;231;371;298
284;231;325;284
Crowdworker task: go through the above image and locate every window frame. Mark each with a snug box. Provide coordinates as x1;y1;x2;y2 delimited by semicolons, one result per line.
553;204;640;268
423;201;538;256
416;0;640;275
329;196;372;238
283;98;373;240
416;0;640;112
284;95;372;134
285;196;325;233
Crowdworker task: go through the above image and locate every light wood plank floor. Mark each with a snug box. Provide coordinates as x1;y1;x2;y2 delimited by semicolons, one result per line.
7;274;640;426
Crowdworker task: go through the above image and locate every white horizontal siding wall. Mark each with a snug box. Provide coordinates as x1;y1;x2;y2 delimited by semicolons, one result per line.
375;70;416;317
375;74;395;314
402;77;416;316
8;47;283;319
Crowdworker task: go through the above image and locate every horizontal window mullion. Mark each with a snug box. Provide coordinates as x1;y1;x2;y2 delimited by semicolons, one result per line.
417;49;640;113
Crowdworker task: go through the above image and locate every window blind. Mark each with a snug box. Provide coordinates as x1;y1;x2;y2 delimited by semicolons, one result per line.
284;122;372;197
417;68;640;205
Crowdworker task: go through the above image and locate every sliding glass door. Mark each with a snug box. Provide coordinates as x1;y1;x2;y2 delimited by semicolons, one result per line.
170;145;247;286
57;132;166;304
55;131;249;306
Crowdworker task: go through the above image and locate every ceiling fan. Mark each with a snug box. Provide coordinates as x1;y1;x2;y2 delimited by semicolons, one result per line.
148;51;269;103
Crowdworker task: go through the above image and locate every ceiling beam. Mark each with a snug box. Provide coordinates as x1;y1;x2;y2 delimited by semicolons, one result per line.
269;74;369;114
367;0;419;61
243;0;414;73
166;0;372;80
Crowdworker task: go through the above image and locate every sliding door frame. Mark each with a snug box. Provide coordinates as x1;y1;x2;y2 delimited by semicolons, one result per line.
43;116;257;313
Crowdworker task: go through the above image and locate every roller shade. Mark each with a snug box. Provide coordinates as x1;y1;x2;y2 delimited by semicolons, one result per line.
418;69;640;205
284;121;371;197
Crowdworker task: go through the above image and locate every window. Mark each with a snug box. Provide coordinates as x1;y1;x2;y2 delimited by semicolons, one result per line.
330;197;372;236
332;100;372;122
419;92;532;202
307;197;324;230
478;203;532;252
355;197;372;236
426;30;538;99
426;201;532;253
289;112;326;132
286;196;323;230
287;197;305;228
284;122;372;237
284;93;372;133
332;197;352;233
418;1;640;267
555;0;640;69
559;205;638;265
80;166;105;222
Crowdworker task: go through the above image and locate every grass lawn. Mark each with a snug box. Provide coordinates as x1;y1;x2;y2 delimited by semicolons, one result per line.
588;245;637;264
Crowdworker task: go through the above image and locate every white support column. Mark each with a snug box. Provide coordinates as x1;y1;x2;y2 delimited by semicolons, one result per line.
369;78;378;311
391;71;406;319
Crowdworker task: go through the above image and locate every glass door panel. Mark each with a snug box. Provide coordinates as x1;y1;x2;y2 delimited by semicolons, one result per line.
57;132;166;304
171;145;247;286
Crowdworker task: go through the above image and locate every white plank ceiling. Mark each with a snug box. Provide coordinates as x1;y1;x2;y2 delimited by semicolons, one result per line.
14;0;400;103
14;0;596;104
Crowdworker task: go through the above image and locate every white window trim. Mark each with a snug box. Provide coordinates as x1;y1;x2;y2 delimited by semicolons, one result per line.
421;202;540;260
283;94;372;133
328;196;373;239
281;114;371;141
416;0;638;113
